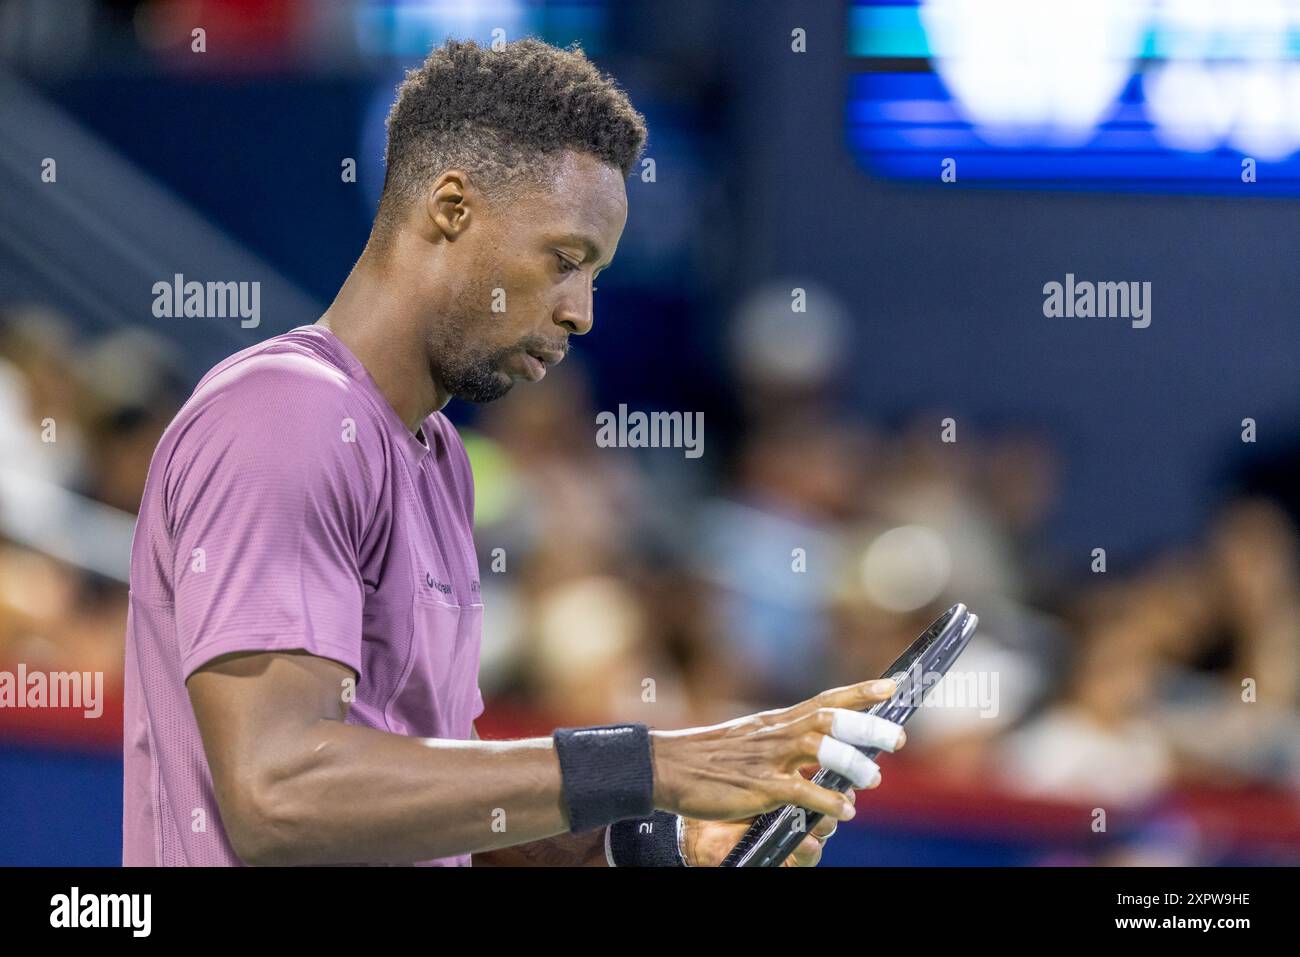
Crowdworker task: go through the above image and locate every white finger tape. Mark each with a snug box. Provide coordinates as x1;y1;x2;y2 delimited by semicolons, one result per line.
829;709;905;753
816;735;881;789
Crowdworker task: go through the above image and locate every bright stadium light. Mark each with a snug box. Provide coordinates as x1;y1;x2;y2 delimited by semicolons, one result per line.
1145;0;1300;159
919;0;1150;145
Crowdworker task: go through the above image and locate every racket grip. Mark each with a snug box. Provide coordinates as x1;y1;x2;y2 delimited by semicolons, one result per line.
718;809;786;867
718;768;857;867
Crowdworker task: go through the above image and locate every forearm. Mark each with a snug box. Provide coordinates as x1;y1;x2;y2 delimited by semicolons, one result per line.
227;719;571;866
196;652;903;868
472;830;609;867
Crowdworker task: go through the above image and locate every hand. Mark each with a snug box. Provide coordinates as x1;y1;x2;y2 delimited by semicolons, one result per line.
650;678;905;825
681;788;857;867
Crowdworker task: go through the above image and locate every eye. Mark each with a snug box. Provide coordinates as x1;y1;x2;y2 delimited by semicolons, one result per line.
556;253;579;274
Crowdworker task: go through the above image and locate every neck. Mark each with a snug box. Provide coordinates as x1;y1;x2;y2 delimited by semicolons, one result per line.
317;243;450;432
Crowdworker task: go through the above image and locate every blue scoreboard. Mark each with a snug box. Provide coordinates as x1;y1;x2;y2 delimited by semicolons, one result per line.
847;0;1300;193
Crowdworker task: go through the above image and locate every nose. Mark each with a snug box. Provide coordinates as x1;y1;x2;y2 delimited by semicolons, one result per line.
554;282;595;336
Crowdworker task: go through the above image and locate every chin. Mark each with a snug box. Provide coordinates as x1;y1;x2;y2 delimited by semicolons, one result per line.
454;370;514;404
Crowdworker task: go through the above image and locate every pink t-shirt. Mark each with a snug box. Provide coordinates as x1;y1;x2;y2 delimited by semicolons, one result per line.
123;324;484;866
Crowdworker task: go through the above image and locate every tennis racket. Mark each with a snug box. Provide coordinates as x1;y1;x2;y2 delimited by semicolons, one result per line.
719;603;979;867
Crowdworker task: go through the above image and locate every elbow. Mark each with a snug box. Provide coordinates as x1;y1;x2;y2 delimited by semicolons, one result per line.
213;722;342;866
228;828;279;868
218;760;323;867
223;780;304;867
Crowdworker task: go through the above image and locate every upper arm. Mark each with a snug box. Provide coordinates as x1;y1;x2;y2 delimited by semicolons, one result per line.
187;650;353;847
166;363;382;854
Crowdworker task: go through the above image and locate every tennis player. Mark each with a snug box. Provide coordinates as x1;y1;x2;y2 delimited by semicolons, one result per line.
122;37;906;867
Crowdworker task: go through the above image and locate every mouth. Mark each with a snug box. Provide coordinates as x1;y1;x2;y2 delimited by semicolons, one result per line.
520;351;546;381
521;346;565;382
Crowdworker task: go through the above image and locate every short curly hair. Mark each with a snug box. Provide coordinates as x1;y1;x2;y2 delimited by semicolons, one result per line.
376;37;648;237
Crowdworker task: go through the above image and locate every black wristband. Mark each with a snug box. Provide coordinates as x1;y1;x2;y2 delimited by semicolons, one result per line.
553;723;655;832
607;810;687;867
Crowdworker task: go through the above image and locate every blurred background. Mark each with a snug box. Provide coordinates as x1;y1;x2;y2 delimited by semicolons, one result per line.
2;0;1299;866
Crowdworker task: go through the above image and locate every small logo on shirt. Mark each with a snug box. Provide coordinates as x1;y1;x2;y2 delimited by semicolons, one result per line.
425;572;452;596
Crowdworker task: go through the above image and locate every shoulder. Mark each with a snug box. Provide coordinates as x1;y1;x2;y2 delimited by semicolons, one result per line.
180;332;390;442
160;336;390;508
191;336;360;416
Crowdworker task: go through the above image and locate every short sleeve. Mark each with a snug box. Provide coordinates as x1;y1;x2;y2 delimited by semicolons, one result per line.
165;357;383;680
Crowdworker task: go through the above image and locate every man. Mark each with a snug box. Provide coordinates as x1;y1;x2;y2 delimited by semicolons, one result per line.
123;37;905;867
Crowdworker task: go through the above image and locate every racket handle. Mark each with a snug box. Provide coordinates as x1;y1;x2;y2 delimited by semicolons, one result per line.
718;809;785;867
719;805;833;867
718;769;855;867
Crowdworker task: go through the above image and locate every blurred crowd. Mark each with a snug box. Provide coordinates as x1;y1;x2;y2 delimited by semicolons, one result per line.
2;301;1299;865
0;306;182;678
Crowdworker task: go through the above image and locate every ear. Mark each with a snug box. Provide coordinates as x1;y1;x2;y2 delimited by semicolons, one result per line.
424;170;474;241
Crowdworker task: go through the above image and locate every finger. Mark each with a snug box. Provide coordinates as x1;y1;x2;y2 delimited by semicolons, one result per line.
785;833;823;868
828;709;906;753
791;678;897;718
810;814;838;841
781;776;856;821
785;709;904;766
816;736;882;789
